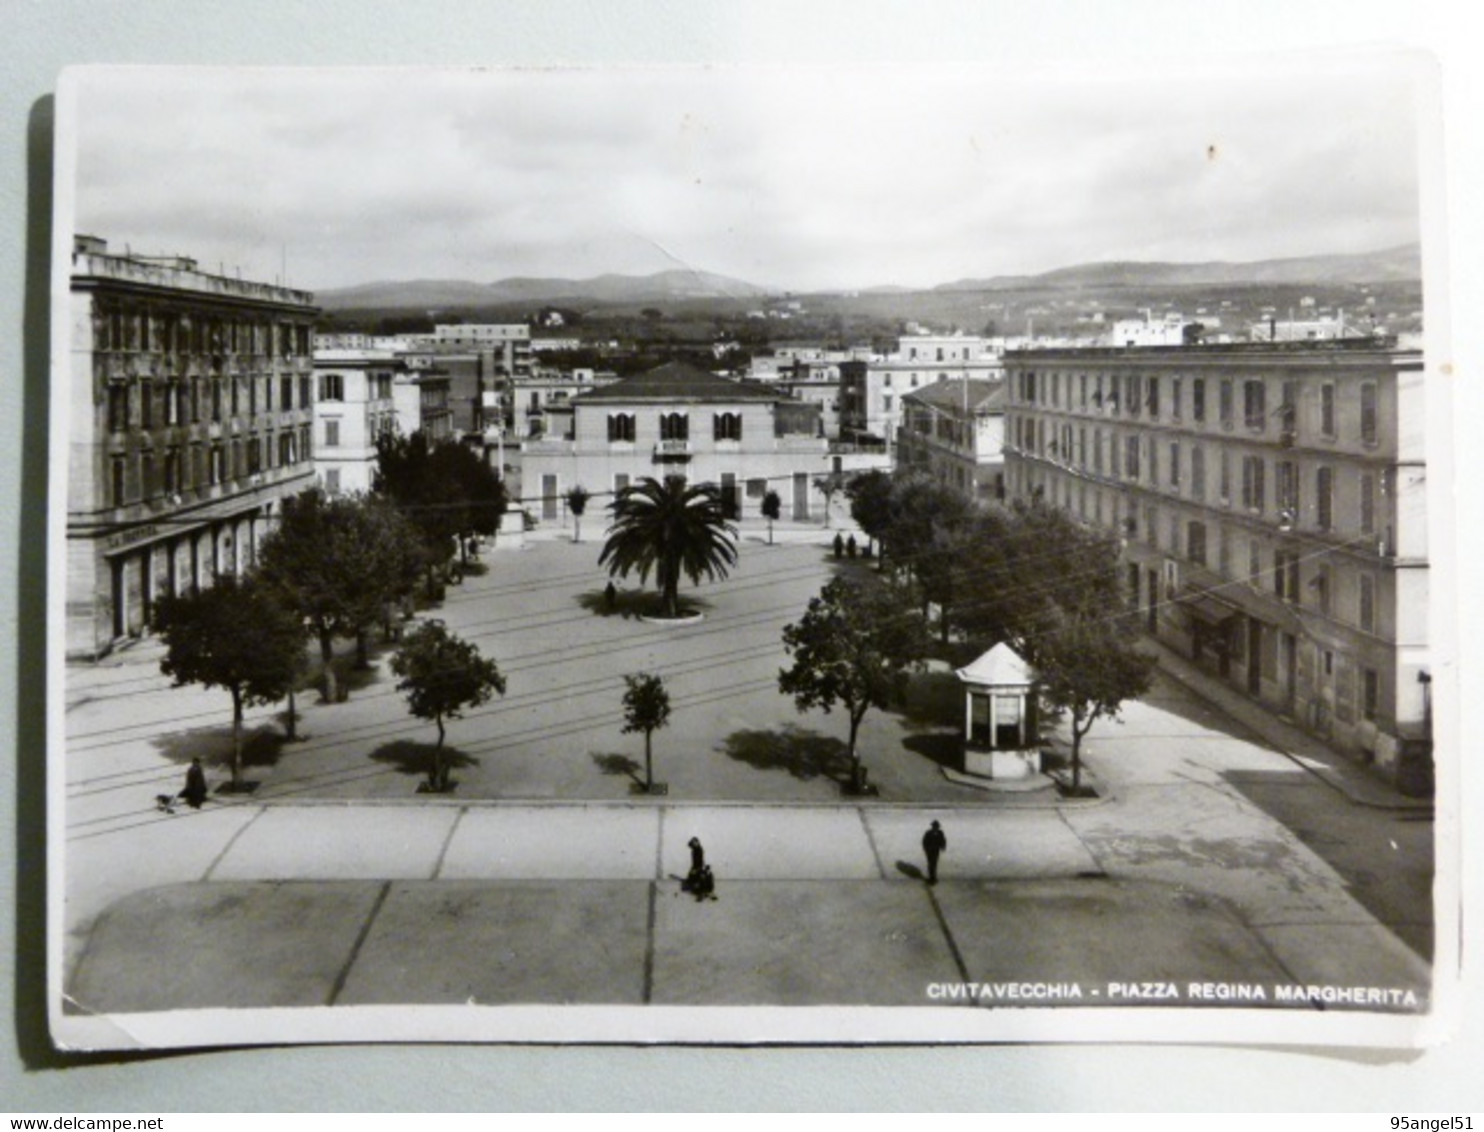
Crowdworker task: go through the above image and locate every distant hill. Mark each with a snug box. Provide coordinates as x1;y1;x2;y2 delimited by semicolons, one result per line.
318;268;772;312
317;244;1420;314
935;244;1420;293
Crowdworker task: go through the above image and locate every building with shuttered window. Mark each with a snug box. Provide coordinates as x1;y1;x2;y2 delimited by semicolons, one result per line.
66;236;319;659
1002;339;1430;791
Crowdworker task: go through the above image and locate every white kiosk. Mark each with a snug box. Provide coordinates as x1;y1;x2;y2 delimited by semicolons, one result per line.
955;642;1042;781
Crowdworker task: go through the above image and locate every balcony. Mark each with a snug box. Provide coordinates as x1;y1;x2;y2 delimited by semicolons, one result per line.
653;439;692;461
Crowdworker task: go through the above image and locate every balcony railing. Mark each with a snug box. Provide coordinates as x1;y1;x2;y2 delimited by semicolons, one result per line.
653;439;692;460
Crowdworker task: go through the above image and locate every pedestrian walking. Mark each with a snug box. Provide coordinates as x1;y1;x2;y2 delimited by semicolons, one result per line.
833;532;844;559
180;757;209;809
922;820;946;885
604;581;617;612
846;534;858;558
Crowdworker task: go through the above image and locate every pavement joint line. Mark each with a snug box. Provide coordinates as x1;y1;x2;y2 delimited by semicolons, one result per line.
430;805;466;879
326;880;391;1007
857;805;888;880
925;885;972;987
200;804;266;882
642;881;657;1005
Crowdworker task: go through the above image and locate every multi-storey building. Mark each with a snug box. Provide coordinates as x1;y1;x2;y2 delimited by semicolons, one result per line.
518;360;831;524
840;335;1004;452
1002;340;1430;790
311;349;404;495
896;378;1007;503
66;236;319;659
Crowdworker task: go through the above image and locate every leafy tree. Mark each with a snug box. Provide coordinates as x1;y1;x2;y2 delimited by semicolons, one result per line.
620;672;672;793
1029;612;1156;794
154;573;306;790
374;431;508;582
761;489;781;545
389;620;506;792
813;472;849;527
845;469;896;564
565;485;592;544
598;475;738;619
778;575;929;793
256;489;421;703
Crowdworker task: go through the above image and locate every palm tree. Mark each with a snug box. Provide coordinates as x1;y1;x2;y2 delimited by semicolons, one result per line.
598;475;738;619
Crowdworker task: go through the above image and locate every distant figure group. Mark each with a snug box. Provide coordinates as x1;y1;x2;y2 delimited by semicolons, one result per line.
681;835;717;901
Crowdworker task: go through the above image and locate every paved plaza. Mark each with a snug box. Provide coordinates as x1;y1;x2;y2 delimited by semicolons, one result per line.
61;523;1435;1020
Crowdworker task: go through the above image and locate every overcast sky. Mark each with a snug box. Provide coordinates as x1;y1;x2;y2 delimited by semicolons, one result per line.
65;60;1426;294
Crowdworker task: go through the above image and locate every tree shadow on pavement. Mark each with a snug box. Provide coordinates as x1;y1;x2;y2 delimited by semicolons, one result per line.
153;724;288;772
368;739;480;781
717;725;850;782
575;588;714;621
590;752;644;788
900;730;963;772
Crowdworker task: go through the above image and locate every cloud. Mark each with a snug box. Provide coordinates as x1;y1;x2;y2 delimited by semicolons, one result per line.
67;61;1424;293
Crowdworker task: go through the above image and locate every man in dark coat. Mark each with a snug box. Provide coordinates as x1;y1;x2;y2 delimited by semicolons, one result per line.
922;820;947;885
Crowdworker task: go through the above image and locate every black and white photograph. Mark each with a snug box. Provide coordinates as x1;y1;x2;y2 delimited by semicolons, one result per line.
46;57;1457;1052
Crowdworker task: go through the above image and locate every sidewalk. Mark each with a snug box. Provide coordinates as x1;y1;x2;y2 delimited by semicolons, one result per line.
1143;637;1432;812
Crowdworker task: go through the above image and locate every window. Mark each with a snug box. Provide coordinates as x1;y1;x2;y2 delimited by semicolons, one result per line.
1192;377;1206;423
1144;504;1158;548
1219;379;1234;429
1171;376;1183;421
1243;379;1266;430
325;468;341;494
1360;473;1376;534
1219;451;1231;505
1093;430;1104;475
1124;435;1140;480
1359;574;1376;633
1191;446;1205;501
1126;375;1141;419
1187;521;1207;566
1279;381;1297;440
1248;540;1262;588
319;373;344;402
1147;376;1160;419
1360;382;1378;445
607;413;636;442
1274;550;1299;602
107;384;129;432
1276;461;1299;527
615;473;631;494
140;380;153;429
1363;669;1379;722
325;419;340;448
111;457;127;507
300;376;313;409
279;377;293;411
1320;383;1336;437
659;412;689;441
1169;442;1180;491
1148;439;1158;485
1315;563;1332;615
1241;456;1265;513
883;394;893;413
140;452;154;499
713;412;742;442
1316;466;1334;531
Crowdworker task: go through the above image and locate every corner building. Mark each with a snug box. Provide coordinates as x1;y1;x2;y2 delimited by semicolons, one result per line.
66;237;319;659
1003;341;1429;790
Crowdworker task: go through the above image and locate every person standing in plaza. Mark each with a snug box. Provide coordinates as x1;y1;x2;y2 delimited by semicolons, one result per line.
922;820;946;885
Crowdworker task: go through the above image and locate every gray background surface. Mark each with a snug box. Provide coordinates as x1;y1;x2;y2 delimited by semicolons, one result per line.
4;0;1482;1111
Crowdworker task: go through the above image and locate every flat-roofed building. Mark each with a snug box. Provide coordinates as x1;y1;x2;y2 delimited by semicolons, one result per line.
65;236;319;659
1002;339;1430;791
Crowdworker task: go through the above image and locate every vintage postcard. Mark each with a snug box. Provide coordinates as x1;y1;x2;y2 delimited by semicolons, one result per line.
48;59;1457;1049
